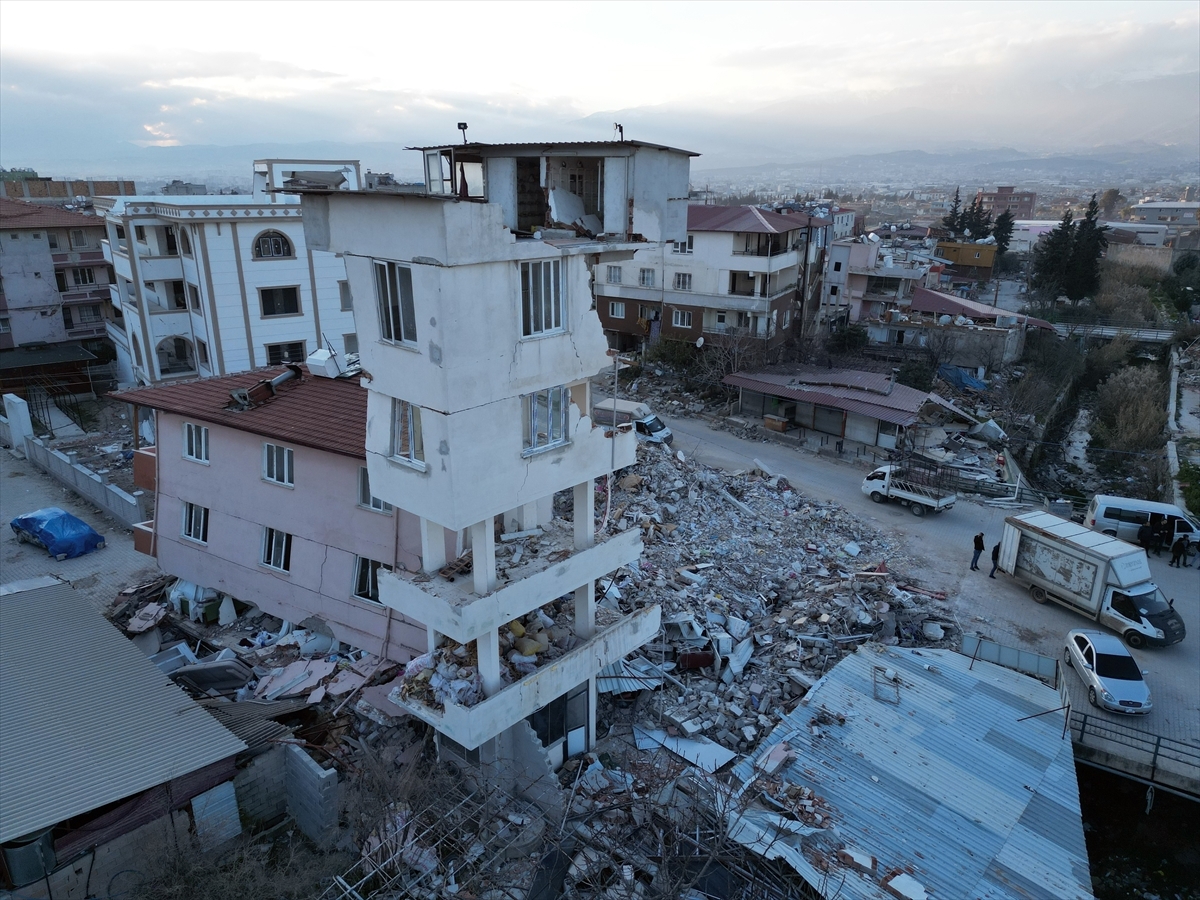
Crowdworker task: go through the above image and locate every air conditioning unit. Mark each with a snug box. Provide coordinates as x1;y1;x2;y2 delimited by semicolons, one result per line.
305;348;341;379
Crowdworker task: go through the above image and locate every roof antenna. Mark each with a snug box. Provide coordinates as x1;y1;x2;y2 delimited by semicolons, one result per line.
457;122;468;145
614;123;624;142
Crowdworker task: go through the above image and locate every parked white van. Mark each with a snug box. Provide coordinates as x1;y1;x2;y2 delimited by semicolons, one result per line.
591;399;673;445
1085;495;1199;549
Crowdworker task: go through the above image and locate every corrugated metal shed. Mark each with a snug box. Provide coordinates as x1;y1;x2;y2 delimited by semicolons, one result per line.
729;644;1093;900
0;580;246;843
724;368;929;427
112;365;367;459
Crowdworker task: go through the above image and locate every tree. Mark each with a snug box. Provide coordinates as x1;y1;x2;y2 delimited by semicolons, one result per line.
993;209;1015;256
1163;251;1200;313
1099;188;1126;217
1030;210;1075;300
961;196;993;239
896;359;934;391
941;187;963;233
1065;194;1107;302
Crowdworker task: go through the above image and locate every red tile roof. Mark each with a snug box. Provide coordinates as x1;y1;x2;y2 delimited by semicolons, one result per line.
688;204;815;234
0;197;105;230
723;366;929;426
112;366;367;459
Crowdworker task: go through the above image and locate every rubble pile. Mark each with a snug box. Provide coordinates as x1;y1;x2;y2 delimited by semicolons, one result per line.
594;443;959;755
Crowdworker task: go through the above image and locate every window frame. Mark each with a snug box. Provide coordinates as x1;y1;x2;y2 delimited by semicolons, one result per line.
520;260;564;338
70;229;88;249
358;466;393;514
339;280;353;311
522;385;571;457
671;235;694;254
261;527;293;572
181;501;209;544
258;285;301;318
373;260;418;345
606;265;622;285
196;339;210;368
262;442;295;487
252;230;294;260
47;233;59;250
609;301;625;319
182;422;210;463
638;268;655;288
352;555;392;604
672;308;693;329
673;272;693;291
72;267;96;286
389;400;426;470
265;341;306;365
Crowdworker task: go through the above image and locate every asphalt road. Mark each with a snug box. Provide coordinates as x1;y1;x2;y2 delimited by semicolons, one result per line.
666;415;1200;748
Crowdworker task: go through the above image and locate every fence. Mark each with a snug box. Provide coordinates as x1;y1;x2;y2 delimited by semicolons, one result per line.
20;436;149;527
1067;708;1200;794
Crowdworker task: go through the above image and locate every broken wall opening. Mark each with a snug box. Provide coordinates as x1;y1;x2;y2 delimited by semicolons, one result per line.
547;157;601;218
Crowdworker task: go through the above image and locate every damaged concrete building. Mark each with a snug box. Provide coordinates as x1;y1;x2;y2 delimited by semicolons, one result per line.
282;139;697;775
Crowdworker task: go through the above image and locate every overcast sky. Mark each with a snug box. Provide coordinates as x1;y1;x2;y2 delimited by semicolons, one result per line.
1;0;1197;175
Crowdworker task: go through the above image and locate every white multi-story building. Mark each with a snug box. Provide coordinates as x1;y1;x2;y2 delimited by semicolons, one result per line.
96;160;361;385
593;204;829;352
293;138;694;773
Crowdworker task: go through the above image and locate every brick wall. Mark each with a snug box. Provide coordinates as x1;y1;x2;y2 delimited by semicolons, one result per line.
234;746;289;828
285;744;338;846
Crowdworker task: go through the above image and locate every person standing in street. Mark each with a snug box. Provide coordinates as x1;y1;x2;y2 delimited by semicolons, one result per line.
971;532;985;570
989;542;1001;578
1169;536;1188;568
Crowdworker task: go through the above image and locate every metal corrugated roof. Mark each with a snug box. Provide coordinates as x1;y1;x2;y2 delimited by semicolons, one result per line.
724;368;929;427
112;365;368;459
409;140;700;157
730;645;1092;900
0;580;246;843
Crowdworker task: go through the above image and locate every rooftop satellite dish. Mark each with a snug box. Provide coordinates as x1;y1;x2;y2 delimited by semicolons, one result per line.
695;337;704;348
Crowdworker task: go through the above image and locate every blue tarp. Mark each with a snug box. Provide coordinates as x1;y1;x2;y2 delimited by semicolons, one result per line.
10;507;105;559
938;365;988;392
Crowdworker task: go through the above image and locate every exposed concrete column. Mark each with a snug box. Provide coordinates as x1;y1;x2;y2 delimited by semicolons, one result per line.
421;518;448;574
503;502;540;534
477;629;502;696
470;518;497;596
573;479;594;551
574;580;596;640
426;627;441;654
3;394;34;459
588;676;598;754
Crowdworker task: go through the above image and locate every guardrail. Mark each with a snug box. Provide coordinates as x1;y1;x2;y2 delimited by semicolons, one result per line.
1067;710;1200;787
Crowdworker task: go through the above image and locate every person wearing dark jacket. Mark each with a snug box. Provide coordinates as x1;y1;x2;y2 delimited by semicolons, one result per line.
1170;536;1188;567
989;543;1001;578
971;532;985;570
1137;522;1153;551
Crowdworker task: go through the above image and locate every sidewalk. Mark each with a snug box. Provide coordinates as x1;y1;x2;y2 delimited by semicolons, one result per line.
1;449;159;612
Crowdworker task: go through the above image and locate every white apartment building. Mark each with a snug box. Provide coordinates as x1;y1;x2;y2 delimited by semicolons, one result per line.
594;205;829;352
293;138;694;774
1129;200;1199;234
96;160;361;385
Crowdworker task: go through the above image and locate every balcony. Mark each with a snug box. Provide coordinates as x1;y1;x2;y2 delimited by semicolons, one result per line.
60;287;111;304
133;520;155;557
133;446;156;492
138;255;183;282
380;527;643;645
385;605;660;750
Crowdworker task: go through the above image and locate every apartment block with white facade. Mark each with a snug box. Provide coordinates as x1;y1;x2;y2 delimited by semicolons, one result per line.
96;160;361;385
594;205;829;352
292;139;694;771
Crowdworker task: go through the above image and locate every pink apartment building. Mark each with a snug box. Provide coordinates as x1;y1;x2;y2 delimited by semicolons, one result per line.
117;363;434;660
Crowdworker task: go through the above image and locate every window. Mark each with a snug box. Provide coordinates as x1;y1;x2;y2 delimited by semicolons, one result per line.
263;443;295;486
47;233;58;249
523;386;569;455
183;423;209;462
262;527;293;572
716;311;727;325
55;271;68;292
374;261;417;344
609;301;625;319
32;232;41;239
974;252;981;259
181;502;209;543
0;317;11;333
259;286;300;317
76;304;102;324
671;235;694;254
833;261;842;272
343;333;359;356
196;339;210;368
358;467;392;513
390;400;425;466
639;268;655;288
829;285;839;296
266;341;306;365
187;284;201;310
672;309;693;328
253;230;293;258
353;556;392;603
70;229;87;249
72;267;96;286
170;281;187;309
673;272;692;291
606;265;622;284
521;260;563;337
339;281;353;311
135;225;146;242
179;228;192;256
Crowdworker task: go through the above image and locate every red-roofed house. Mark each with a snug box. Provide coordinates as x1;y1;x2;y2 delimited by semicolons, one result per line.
593;204;831;351
0;198;115;355
113;365;430;661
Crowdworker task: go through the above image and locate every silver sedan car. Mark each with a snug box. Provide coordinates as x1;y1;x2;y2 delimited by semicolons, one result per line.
1064;629;1152;715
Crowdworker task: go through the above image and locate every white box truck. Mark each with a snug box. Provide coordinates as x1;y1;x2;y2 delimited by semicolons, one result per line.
591;399;673;445
862;465;956;517
998;511;1186;648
